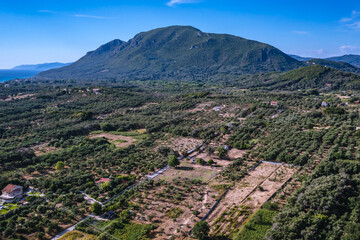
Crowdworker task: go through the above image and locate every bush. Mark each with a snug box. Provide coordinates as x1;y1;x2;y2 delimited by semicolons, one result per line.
193;221;210;240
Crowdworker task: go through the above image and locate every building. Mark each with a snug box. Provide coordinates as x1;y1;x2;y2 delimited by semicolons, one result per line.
92;89;100;94
95;178;111;185
270;101;278;106
321;101;328;107
1;184;23;202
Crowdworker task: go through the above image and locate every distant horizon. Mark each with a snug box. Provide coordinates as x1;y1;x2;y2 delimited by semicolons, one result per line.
1;1;359;68
2;47;359;70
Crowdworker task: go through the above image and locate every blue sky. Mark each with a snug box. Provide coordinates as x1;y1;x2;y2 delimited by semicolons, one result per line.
0;0;359;68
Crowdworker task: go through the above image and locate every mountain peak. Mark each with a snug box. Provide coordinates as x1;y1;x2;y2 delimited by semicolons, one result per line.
36;26;302;81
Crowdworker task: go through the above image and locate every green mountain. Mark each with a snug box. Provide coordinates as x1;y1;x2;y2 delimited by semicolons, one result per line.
243;65;360;91
288;54;312;61
262;65;360;91
35;26;302;81
325;54;360;68
304;59;360;74
12;62;72;71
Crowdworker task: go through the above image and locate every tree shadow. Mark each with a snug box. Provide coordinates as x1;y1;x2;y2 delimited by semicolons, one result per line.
175;166;194;171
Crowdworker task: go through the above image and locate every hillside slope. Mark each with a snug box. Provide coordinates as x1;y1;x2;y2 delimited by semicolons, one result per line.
237;65;360;91
326;54;360;68
35;26;302;81
13;62;71;71
305;59;360;74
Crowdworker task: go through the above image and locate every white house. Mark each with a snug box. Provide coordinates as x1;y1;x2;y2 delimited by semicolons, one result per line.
1;184;23;202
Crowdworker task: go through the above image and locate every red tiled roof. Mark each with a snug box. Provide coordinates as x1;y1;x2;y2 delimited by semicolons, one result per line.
95;178;111;184
2;184;21;193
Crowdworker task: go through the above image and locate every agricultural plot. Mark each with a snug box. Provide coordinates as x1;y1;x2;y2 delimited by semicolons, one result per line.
88;129;148;148
207;161;298;237
132;178;221;239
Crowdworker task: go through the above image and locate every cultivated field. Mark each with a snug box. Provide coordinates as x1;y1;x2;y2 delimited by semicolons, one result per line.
207;161;298;235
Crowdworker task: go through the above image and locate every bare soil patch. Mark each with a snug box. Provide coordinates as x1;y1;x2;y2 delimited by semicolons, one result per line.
187;102;214;113
2;93;35;101
88;133;137;148
133;179;221;239
228;148;246;160
207;162;297;235
31;142;59;157
128;102;158;110
158;137;203;153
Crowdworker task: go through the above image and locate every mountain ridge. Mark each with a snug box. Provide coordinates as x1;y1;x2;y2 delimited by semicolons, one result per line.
35;25;303;81
12;62;72;71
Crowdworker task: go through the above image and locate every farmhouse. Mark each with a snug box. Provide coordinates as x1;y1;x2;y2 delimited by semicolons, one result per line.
92;89;100;94
1;184;23;202
270;101;278;106
95;178;111;185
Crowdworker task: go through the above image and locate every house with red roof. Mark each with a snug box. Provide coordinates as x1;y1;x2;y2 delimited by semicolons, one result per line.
95;178;111;185
1;184;23;202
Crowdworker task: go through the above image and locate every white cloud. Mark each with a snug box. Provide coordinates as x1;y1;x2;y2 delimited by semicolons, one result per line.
292;30;309;35
340;45;360;54
166;0;198;7
340;10;360;23
37;10;58;14
345;21;360;30
340;10;360;30
74;14;108;19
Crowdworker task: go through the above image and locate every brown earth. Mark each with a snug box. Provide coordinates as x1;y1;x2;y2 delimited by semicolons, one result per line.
88;133;137;148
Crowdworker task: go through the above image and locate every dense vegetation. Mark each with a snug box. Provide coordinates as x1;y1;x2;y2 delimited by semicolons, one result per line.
2;61;360;240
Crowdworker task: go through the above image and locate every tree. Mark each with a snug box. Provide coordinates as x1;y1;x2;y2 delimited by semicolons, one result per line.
196;158;205;165
91;202;102;215
208;159;215;165
168;155;180;167
217;146;228;159
193;221;210;240
55;161;65;170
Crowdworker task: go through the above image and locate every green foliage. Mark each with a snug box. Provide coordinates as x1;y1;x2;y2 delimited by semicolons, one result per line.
72;111;93;121
91;202;102;215
193;221;210;240
235;209;278;240
324;107;346;115
55;161;65;170
217;146;228;159
168;155;180;167
166;207;184;219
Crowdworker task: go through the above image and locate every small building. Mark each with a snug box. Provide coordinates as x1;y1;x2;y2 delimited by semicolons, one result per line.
222;145;230;151
95;178;111;185
1;184;23;202
213;106;224;112
321;101;328;107
92;89;100;94
354;101;359;104
270;101;278;106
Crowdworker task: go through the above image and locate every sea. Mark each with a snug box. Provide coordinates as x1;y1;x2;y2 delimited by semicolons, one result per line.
0;70;40;83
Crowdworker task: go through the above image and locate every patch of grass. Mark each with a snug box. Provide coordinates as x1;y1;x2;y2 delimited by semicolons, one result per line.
0;203;19;215
112;222;153;240
235;208;278;240
28;192;42;197
58;230;97;240
166;207;185;219
89;130;104;135
212;184;232;191
0;209;9;215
